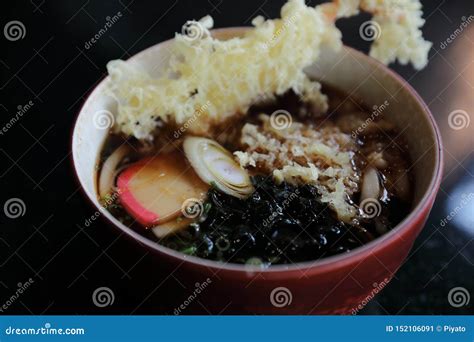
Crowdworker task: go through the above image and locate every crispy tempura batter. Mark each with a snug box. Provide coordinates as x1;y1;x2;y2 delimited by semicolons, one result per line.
106;0;431;140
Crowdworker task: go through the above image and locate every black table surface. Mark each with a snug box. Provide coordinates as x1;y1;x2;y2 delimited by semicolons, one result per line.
1;0;473;314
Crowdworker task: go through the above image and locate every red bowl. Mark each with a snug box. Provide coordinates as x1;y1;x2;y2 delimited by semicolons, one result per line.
72;28;443;314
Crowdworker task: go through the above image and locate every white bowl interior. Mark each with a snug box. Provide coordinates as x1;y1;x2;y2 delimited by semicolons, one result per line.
72;29;439;265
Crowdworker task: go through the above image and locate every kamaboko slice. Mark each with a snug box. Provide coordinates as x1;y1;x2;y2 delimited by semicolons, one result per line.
117;152;208;227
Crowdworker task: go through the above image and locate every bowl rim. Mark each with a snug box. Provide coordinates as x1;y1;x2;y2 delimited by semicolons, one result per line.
71;26;443;277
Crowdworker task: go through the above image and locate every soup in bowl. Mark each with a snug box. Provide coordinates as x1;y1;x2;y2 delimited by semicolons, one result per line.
72;24;442;313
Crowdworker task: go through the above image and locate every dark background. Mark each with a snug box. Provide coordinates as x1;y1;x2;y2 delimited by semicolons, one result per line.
0;0;473;314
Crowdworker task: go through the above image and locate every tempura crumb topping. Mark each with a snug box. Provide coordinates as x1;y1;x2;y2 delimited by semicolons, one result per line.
235;114;360;222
